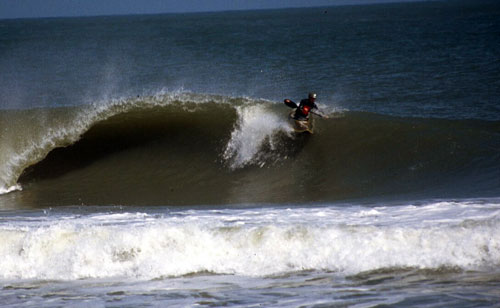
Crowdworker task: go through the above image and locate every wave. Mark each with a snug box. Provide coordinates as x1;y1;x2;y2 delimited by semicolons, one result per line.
0;92;278;194
0;200;499;280
0;91;499;207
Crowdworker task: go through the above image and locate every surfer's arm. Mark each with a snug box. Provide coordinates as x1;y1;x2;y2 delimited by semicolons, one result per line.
311;107;329;119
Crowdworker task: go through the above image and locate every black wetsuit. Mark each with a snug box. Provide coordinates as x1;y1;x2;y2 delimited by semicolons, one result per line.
293;98;318;120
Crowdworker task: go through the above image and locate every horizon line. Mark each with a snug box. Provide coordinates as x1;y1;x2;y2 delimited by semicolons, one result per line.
0;0;437;21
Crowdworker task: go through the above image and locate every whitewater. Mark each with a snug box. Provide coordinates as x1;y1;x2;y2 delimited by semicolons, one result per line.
1;200;499;306
2;201;499;280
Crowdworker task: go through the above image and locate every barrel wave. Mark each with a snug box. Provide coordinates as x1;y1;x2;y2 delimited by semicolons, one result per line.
0;92;499;208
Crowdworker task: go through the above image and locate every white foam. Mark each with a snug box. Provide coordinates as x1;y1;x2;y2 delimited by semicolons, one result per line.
0;184;22;195
223;104;293;168
0;200;499;280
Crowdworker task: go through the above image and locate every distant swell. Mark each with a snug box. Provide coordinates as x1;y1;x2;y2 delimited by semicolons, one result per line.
1;92;499;207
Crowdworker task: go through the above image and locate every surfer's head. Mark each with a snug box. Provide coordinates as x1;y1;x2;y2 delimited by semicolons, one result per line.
308;92;317;101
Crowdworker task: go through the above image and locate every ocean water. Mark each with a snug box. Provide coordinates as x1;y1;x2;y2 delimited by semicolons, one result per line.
1;0;500;306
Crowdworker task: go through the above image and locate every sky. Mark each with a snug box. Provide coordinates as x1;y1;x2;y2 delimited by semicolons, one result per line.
0;0;424;19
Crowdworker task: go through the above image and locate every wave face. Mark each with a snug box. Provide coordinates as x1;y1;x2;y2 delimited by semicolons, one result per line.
0;92;499;207
0;200;499;280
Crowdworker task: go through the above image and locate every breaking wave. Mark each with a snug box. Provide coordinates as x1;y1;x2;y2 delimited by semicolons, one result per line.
0;91;499;207
0;200;499;280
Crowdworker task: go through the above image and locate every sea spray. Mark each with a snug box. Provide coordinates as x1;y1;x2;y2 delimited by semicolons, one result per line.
223;104;294;169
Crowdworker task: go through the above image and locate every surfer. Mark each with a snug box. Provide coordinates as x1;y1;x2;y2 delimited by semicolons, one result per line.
284;92;326;120
284;92;327;134
294;92;318;120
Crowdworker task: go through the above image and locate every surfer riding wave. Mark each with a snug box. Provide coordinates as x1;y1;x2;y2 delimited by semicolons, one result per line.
284;92;328;133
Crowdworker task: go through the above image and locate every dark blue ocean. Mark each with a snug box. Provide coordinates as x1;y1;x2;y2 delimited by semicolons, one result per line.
0;1;499;306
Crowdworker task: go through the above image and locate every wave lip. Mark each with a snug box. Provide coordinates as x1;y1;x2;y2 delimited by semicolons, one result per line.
0;200;499;280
